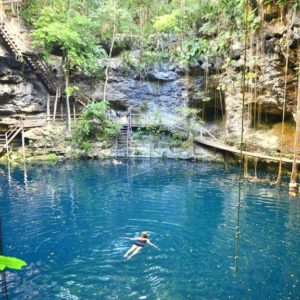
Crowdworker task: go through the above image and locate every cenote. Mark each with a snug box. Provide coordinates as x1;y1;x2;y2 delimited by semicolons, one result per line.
1;159;300;299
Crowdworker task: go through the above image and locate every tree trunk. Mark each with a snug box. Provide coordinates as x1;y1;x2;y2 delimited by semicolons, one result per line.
103;0;117;101
65;58;72;132
53;85;60;122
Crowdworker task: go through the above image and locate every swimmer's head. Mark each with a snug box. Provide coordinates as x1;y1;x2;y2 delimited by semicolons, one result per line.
140;232;148;238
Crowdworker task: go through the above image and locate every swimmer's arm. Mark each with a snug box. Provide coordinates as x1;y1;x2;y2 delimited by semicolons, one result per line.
125;237;140;241
147;240;159;249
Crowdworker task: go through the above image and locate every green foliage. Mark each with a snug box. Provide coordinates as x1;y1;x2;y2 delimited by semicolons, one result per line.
217;83;226;91
234;139;246;149
171;132;186;142
81;141;92;152
122;51;134;67
181;134;194;149
247;9;260;31
245;71;257;85
153;10;180;33
31;6;106;74
145;124;164;136
176;107;200;120
46;153;58;160
23;0;296;72
176;107;202;138
263;0;299;8
141;50;169;66
139;101;149;112
73;101;121;148
66;86;79;97
25;0;256;68
95;1;137;39
0;256;27;271
178;39;209;63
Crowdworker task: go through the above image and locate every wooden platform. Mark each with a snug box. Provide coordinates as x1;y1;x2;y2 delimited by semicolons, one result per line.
1;0;23;5
194;137;300;164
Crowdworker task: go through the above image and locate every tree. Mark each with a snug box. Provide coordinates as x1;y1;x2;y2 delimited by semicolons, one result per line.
31;3;106;132
73;101;121;149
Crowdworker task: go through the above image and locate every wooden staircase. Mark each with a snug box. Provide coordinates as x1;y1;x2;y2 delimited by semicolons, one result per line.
72;92;90;106
22;52;58;95
115;115;132;157
0;16;23;61
0;12;90;106
0;120;23;155
0;15;58;95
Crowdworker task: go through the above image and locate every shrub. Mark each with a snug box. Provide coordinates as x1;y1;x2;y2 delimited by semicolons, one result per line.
73;101;121;149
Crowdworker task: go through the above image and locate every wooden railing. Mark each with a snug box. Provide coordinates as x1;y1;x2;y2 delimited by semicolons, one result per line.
0;118;23;154
72;92;90;106
0;11;24;61
22;52;58;94
0;10;93;103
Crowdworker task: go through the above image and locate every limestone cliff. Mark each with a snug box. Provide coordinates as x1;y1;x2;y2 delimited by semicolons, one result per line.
0;6;300;157
0;17;47;131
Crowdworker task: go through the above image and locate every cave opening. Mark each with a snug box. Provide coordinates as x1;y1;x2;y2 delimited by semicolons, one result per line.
188;91;226;125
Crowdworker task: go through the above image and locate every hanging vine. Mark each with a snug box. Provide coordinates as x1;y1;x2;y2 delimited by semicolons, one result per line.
290;48;300;186
275;10;295;185
233;0;249;278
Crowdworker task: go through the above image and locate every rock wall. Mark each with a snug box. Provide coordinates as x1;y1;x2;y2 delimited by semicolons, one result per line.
78;54;213;114
77;8;300;145
223;8;300;139
0;18;47;130
1;7;299;155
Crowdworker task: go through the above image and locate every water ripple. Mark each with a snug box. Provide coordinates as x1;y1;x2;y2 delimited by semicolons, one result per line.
0;160;300;299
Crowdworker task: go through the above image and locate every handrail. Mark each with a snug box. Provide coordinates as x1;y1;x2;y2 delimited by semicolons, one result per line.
3;119;23;149
5;126;22;146
0;11;24;60
22;52;59;92
72;91;90;106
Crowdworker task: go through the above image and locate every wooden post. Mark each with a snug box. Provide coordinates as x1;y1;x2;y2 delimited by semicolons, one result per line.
289;181;298;197
53;86;59;122
0;2;4;19
254;157;258;179
60;99;64;121
47;93;50;123
115;138;118;158
5;133;9;162
7;159;11;186
224;151;228;169
244;155;248;178
73;104;76;124
22;126;25;161
23;161;28;189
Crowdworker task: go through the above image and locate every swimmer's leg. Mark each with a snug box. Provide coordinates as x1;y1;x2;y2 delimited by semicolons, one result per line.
127;246;142;259
124;245;137;258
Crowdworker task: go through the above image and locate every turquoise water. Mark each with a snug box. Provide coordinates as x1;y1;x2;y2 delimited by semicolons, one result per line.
0;160;300;299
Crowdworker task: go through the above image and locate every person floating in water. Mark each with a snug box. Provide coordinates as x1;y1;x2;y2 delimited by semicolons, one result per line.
124;232;158;259
112;159;122;165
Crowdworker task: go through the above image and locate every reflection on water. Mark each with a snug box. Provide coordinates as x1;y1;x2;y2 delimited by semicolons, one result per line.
0;159;300;299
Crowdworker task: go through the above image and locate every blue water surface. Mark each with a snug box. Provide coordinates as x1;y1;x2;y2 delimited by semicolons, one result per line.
0;159;300;300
